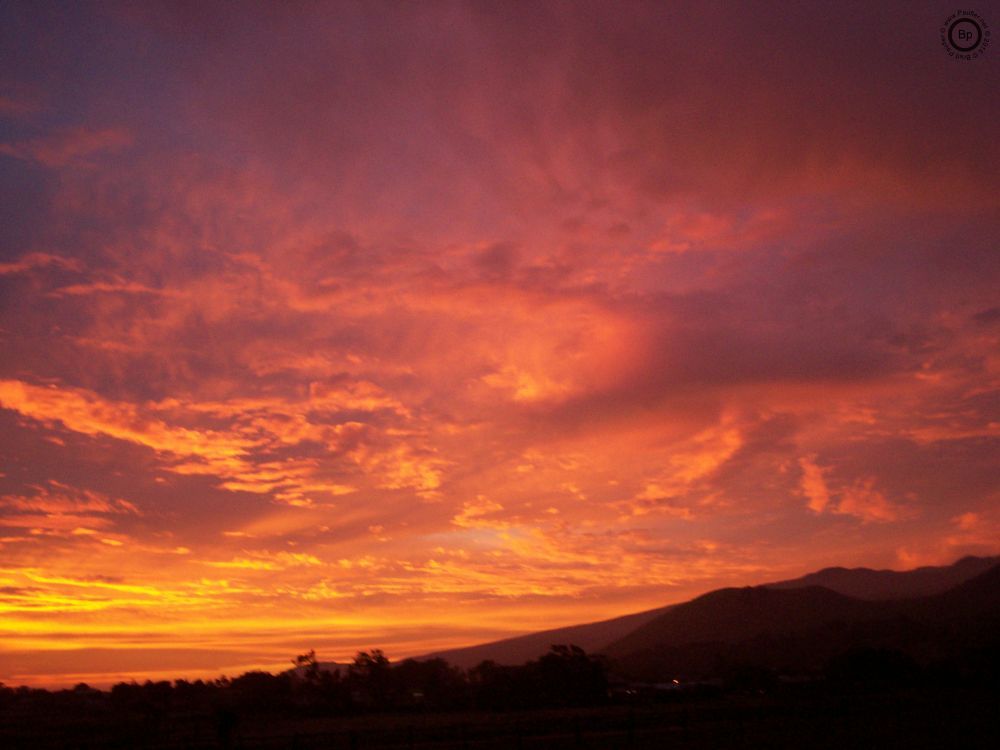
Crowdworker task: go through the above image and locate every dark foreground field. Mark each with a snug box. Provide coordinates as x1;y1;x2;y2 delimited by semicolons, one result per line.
3;685;999;750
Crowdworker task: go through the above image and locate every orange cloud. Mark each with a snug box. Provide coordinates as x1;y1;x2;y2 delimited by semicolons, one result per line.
798;456;831;514
798;458;909;523
835;478;904;524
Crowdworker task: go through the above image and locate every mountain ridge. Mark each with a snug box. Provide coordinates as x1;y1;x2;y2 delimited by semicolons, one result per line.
419;603;675;669
603;560;1000;681
419;555;999;670
762;554;1000;600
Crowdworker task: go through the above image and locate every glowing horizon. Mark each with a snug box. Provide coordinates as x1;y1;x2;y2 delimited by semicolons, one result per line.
1;1;998;689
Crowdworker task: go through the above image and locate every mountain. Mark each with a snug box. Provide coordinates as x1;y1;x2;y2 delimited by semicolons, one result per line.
418;556;999;673
602;585;874;679
909;559;1000;623
763;555;1000;600
603;562;1000;682
421;604;674;669
605;585;870;658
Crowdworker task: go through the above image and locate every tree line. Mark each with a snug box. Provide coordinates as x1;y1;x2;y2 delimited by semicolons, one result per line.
0;645;610;725
4;639;995;733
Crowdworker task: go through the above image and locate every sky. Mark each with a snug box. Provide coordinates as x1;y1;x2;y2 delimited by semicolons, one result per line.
1;1;998;688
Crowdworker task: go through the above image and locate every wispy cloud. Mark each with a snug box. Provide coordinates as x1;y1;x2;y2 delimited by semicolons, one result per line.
0;127;131;167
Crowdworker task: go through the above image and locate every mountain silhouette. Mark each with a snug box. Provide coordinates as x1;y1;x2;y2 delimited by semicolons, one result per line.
763;555;999;600
605;585;871;657
421;556;999;674
422;604;674;669
603;561;1000;681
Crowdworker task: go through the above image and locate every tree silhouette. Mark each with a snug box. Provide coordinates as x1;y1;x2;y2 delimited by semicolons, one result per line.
293;650;320;682
349;650;392;708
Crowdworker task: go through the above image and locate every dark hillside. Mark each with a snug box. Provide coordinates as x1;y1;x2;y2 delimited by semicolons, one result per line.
422;604;674;668
604;562;1000;682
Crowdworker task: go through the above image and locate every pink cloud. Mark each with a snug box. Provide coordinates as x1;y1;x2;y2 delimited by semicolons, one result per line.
0;126;132;167
0;252;83;276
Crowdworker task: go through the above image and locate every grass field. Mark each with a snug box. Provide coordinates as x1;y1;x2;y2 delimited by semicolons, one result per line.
3;685;999;749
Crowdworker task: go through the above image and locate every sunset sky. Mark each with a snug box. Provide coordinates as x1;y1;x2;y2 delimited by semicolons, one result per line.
1;1;998;688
